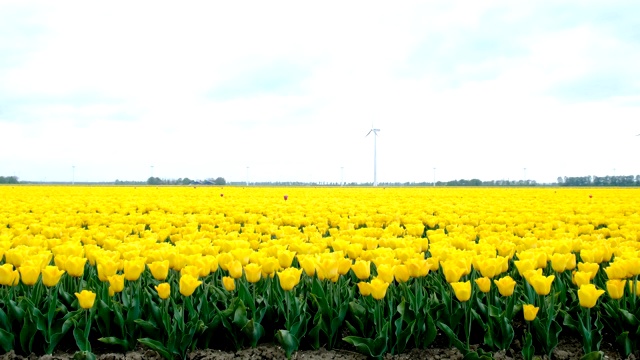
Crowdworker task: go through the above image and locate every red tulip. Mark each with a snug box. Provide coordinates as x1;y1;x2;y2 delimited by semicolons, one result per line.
284;195;288;200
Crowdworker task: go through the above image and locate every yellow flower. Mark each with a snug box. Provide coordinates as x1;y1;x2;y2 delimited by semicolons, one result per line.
405;258;429;278
393;265;410;283
148;260;170;281
155;283;171;300
493;276;516;297
107;274;125;293
179;274;202;297
41;265;65;287
244;263;262;283
451;281;471;302
577;262;599;280
357;281;372;296
606;279;626;300
550;253;572;273
376;264;394;283
180;265;201;279
578;284;605;308
573;271;592;288
528;274;555;296
350;260;370;280
298;256;316;277
0;264;19;286
370;278;390;300
523;304;539;321
443;264;465;283
338;258;352;276
122;259;144;281
222;276;236;292
75;290;96;309
19;265;40;286
277;267;303;291
277;250;296;269
65;256;87;278
227;260;243;279
97;258;119;282
474;277;491;293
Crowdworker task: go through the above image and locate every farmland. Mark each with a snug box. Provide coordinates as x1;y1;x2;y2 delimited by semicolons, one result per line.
1;186;639;359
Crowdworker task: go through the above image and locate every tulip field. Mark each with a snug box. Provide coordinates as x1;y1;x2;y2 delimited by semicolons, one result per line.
1;186;640;359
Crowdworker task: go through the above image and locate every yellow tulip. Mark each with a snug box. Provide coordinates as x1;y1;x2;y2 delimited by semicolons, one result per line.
148;260;170;281
577;262;599;280
338;258;352;276
155;283;171;300
451;281;472;302
375;264;395;283
578;284;605;308
393;265;410;283
357;281;372;296
260;257;280;277
277;250;296;269
370;278;390;300
298;256;316;277
606;279;626;300
65;256;87;278
227;260;243;279
97;258;119;282
528;274;555;296
573;271;592;288
107;274;125;293
550;253;572;273
0;264;18;286
75;290;96;309
351;260;370;280
244;263;262;283
180;265;201;279
523;304;539;321
405;258;429;278
474;277;491;293
124;259;146;281
19;265;40;286
41;265;66;287
443;265;465;283
277;267;302;291
514;259;536;277
179;274;202;297
222;276;236;292
493;276;516;297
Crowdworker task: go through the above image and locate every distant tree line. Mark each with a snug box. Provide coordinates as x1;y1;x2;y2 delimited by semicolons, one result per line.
558;175;640;186
0;176;19;184
145;177;226;186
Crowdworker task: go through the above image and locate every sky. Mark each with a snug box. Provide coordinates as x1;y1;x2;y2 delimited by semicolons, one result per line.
1;1;639;184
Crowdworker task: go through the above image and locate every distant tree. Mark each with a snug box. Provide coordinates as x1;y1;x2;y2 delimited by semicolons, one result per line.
214;177;226;185
0;176;19;184
147;177;163;185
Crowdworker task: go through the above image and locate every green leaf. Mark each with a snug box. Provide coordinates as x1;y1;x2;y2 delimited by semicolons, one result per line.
134;319;159;336
98;337;129;349
422;314;437;348
138;338;173;360
615;332;632;358
437;321;469;355
496;315;514;350
241;319;265;348
343;336;387;359
232;301;249;329
275;329;299;359
0;328;14;353
580;351;603;360
619;309;639;327
522;331;534;360
73;323;90;352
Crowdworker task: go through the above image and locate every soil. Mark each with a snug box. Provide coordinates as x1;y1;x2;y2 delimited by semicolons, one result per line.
0;337;636;360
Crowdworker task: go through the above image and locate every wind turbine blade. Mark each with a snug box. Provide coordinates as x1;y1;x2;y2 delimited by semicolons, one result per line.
365;130;372;137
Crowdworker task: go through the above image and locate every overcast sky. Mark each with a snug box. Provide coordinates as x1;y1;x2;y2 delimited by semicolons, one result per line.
1;1;639;184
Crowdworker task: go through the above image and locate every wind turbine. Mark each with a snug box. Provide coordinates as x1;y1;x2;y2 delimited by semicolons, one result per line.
366;127;380;186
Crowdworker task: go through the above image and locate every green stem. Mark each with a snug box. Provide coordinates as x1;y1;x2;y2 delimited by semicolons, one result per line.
465;301;471;350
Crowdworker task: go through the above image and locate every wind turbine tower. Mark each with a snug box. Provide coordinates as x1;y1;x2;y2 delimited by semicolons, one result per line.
366;127;380;186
